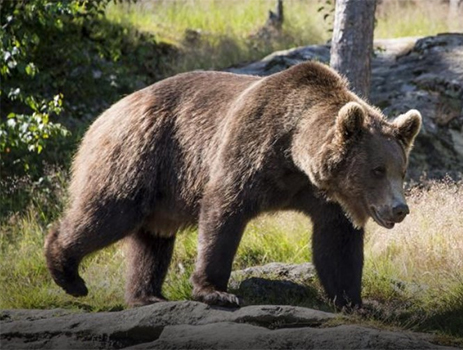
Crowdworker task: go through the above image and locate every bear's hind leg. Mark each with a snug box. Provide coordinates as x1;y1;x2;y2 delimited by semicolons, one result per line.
125;229;176;307
45;199;143;297
45;223;89;297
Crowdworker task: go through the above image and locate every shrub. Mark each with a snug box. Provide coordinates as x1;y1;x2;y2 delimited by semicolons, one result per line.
0;0;173;218
0;1;109;180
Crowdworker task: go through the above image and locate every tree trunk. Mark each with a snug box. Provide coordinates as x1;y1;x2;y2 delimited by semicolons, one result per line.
330;0;377;98
448;0;461;32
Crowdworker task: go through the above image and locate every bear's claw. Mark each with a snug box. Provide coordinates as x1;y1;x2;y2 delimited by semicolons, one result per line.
57;274;88;297
196;290;241;308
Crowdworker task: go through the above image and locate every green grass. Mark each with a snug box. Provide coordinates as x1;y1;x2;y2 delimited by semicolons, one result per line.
105;0;331;72
0;209;309;310
104;0;463;75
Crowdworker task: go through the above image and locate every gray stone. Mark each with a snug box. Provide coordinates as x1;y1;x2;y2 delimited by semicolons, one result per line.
130;323;454;350
0;302;335;349
1;301;456;350
229;263;319;306
0;308;79;322
231;262;316;283
228;45;330;76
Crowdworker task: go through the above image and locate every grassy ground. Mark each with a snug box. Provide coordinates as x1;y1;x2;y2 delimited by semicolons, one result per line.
105;0;330;73
375;0;462;38
105;0;463;74
362;179;463;342
1;180;462;344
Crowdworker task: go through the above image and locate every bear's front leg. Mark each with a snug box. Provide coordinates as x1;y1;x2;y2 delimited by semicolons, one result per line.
191;193;248;307
310;201;364;309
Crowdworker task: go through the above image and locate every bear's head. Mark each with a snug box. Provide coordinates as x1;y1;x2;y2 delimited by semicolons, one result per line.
306;101;422;229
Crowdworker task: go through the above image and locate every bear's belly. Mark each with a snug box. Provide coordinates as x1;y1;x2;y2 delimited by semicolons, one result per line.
142;208;196;237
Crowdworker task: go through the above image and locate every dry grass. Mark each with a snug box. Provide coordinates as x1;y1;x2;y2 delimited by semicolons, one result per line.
362;179;463;339
375;0;463;39
366;179;463;286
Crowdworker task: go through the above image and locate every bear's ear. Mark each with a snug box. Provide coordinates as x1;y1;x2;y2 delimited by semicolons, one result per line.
393;109;422;148
335;102;366;141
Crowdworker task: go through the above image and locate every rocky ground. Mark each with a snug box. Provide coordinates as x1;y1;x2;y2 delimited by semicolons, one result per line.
1;34;462;349
0;301;457;349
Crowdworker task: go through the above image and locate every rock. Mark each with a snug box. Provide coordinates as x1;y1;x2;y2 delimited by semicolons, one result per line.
132;323;453;350
371;34;463;179
228;44;330;76
231;262;316;283
0;301;456;349
0;308;78;322
229;262;319;306
228;33;463;180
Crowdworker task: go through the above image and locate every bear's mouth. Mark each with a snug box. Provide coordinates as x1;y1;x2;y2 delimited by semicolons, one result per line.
370;207;395;229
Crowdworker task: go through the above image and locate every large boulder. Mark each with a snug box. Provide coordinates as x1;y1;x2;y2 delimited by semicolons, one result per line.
1;301;457;349
228;33;463;179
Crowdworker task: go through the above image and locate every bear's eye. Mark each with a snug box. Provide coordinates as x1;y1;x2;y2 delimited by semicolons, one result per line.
372;166;386;178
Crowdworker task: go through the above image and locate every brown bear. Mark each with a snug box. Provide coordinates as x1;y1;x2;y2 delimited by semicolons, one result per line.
45;61;421;308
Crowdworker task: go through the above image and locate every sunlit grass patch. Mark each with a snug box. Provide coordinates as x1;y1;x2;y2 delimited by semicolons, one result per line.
105;0;462;76
365;179;463;291
375;0;463;39
164;211;311;301
105;0;329;73
237;211;310;267
0;208;126;311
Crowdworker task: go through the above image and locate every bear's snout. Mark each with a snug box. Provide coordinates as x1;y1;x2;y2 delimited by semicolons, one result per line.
371;201;409;229
392;202;409;223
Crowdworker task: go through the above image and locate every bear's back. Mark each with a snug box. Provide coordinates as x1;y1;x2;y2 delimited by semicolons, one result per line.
69;71;262;219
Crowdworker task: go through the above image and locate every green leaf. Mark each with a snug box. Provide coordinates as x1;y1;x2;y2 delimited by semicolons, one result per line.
0;66;10;76
25;96;39;112
25;63;37;77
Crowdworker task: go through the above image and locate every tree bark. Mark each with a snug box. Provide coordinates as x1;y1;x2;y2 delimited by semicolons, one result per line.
330;0;377;98
448;0;462;32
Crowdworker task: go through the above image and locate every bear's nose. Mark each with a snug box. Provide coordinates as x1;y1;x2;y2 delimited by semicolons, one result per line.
392;203;409;222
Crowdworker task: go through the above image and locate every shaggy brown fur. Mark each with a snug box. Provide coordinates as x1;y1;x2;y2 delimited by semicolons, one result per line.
45;61;421;308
